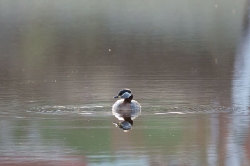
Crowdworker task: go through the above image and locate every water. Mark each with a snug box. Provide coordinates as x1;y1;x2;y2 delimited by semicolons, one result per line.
1;112;250;165
0;0;250;165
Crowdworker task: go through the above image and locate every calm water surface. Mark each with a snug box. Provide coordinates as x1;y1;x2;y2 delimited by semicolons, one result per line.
0;0;250;165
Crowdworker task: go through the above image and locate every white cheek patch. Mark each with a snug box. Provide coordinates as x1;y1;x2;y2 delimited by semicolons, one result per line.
121;92;131;99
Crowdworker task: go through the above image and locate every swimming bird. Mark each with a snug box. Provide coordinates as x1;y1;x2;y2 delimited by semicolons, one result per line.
112;89;141;131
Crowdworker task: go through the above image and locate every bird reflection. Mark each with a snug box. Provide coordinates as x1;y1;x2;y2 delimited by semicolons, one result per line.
112;89;141;132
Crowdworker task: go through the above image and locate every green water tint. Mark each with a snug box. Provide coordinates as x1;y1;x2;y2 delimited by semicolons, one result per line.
39;115;184;154
2;112;249;165
40;116;112;155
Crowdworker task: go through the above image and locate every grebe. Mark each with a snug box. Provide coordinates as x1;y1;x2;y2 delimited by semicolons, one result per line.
112;89;141;131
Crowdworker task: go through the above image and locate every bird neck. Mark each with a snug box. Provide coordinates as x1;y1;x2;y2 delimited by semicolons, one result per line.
124;94;133;103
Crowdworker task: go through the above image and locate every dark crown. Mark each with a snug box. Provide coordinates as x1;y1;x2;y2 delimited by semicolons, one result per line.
118;89;132;96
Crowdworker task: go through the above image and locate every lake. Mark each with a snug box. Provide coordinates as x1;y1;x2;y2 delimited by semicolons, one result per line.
0;0;250;165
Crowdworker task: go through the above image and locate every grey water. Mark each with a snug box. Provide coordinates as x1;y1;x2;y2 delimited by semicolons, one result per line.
0;0;250;165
